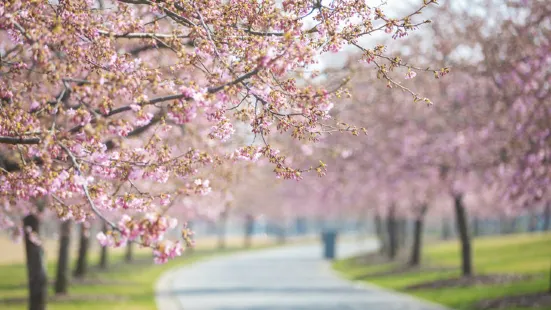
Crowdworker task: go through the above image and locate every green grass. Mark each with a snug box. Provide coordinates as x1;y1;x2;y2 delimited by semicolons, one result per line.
0;244;273;310
334;232;551;310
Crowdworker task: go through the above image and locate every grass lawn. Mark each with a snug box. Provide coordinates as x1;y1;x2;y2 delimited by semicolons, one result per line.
333;232;551;310
0;234;306;310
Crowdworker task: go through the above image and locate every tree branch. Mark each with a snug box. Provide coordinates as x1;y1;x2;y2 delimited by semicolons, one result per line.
59;144;117;229
97;30;189;39
0;136;41;145
68;67;262;134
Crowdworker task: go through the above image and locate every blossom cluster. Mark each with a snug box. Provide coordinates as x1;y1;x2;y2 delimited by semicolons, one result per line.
0;0;439;262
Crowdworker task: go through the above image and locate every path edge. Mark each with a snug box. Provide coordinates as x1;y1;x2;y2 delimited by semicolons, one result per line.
155;266;182;310
327;261;452;310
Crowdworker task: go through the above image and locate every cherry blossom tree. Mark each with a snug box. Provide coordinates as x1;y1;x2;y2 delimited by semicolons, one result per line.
478;0;551;291
424;0;550;277
0;0;447;307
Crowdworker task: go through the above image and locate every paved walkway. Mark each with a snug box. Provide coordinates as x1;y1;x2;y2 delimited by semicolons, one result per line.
155;238;447;310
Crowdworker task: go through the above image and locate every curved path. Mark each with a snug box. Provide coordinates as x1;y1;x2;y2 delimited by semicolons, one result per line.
156;238;446;310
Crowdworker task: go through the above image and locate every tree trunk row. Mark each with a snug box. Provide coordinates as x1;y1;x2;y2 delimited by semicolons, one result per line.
441;218;452;240
74;223;90;278
25;217;115;310
454;194;473;277
374;208;411;261
99;222;108;269
374;213;387;255
409;205;427;267
386;206;398;260
54;221;71;294
24;214;48;310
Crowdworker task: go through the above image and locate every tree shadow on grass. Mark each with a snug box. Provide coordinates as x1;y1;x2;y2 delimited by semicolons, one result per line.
0;294;130;305
352;265;457;281
475;292;551;309
405;273;535;290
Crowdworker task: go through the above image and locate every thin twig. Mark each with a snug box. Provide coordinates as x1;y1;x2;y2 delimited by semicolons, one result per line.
59;144;117;229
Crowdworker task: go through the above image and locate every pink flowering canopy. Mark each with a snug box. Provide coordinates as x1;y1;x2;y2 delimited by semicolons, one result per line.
490;1;551;206
0;0;444;262
216;1;549;234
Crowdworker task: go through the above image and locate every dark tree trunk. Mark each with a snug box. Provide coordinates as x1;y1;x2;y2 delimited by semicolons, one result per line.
244;214;254;248
23;214;48;310
387;206;398;260
99;222;108;269
442;218;452;240
125;242;133;262
544;203;550;231
55;220;71;294
454;194;473;277
74;223;90;278
218;210;228;250
374;213;387;254
409;205;427;267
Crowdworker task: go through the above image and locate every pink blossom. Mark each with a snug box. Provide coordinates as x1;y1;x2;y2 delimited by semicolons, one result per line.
160;195;171;206
134;111;154;127
153;241;183;264
209;118;235;142
97;232;111;247
30;101;40;111
405;71;417;80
